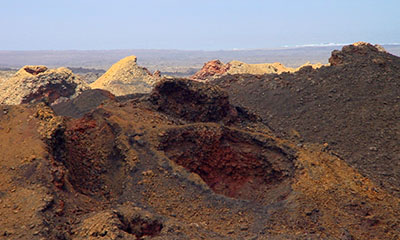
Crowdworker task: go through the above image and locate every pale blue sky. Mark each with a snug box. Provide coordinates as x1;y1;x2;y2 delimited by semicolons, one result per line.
0;0;399;50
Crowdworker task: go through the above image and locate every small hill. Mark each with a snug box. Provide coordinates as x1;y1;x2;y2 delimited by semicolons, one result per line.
213;42;400;197
0;65;89;105
191;59;325;80
90;56;161;95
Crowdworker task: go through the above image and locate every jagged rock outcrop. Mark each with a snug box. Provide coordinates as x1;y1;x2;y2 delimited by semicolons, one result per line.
90;56;161;96
191;59;326;81
213;42;400;200
329;41;388;66
0;65;89;105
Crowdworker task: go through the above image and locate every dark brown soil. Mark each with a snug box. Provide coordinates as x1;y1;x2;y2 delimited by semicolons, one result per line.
213;42;400;197
52;89;115;118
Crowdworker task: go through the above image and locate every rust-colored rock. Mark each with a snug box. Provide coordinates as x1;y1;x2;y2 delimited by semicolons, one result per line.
191;60;231;80
159;124;294;204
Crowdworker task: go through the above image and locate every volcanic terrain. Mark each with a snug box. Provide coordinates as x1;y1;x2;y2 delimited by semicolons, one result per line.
0;42;399;240
212;42;400;199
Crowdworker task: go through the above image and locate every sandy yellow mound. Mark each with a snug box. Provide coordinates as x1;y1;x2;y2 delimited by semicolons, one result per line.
90;56;161;96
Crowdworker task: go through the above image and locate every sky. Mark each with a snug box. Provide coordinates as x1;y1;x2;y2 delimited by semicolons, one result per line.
0;0;399;50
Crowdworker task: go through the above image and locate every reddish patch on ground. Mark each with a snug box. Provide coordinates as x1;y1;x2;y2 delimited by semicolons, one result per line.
160;125;294;202
62;115;123;197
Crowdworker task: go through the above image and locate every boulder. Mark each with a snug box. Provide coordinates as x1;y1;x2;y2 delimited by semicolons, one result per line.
0;65;89;105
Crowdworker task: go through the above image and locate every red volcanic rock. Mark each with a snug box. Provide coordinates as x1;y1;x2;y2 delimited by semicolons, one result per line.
159;124;294;203
191;60;230;80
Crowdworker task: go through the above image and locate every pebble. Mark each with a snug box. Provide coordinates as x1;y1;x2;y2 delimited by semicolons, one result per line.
369;146;378;151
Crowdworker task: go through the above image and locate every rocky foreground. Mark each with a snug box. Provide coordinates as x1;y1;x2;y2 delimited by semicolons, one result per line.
0;42;399;239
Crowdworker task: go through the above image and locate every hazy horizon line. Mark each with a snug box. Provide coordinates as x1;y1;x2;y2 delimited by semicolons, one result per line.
1;42;400;52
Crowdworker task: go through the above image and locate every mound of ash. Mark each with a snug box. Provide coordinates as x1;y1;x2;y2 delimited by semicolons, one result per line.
90;55;162;96
191;59;325;81
213;42;400;197
150;79;254;124
0;65;89;105
51;89;115;118
1;77;400;239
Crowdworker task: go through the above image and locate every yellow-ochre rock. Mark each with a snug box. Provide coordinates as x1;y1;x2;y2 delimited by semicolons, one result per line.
90;56;161;96
0;65;89;105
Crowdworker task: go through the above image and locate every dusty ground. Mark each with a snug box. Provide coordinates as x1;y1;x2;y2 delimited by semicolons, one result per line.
0;78;399;239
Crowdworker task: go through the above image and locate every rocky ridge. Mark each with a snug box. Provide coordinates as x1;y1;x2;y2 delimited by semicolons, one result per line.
191;59;325;81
